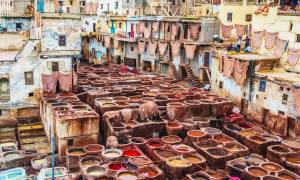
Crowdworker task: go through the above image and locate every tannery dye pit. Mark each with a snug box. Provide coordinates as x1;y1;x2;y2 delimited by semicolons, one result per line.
2;3;300;177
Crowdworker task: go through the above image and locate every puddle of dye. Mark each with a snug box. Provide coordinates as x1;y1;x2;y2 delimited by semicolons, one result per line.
118;172;138;180
148;141;163;148
123;149;141;157
286;156;300;164
108;162;125;170
262;163;282;172
249;168;267;176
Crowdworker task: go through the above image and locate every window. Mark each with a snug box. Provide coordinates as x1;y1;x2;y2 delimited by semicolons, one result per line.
119;22;122;28
131;47;134;51
28;92;34;97
282;94;288;105
259;80;266;92
296;34;300;43
16;23;22;31
70;0;73;5
135;11;137;15
279;86;284;91
52;62;59;72
219;81;223;89
58;35;66;46
227;12;233;22
278;111;284;115
245;14;252;22
67;7;70;13
290;23;293;31
127;0;129;3
115;2;118;9
0;78;9;101
24;71;34;85
107;4;109;11
101;4;103;9
67;139;74;146
182;0;185;2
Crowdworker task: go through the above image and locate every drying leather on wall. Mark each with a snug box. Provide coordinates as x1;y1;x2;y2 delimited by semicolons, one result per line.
275;114;288;136
152;22;159;32
266;112;277;129
171;41;181;56
148;40;158;56
287;48;300;67
171;23;179;40
189;23;200;41
138;40;145;54
42;72;59;93
221;24;233;38
104;36;111;48
143;24;152;39
234;60;249;86
59;73;72;92
158;41;168;56
293;87;300;117
235;24;246;37
274;38;288;58
223;56;235;78
184;44;196;59
251;31;264;50
264;32;278;49
114;38;119;49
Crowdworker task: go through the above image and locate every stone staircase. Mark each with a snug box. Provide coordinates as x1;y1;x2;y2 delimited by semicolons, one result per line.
168;62;181;80
183;64;202;87
17;118;51;154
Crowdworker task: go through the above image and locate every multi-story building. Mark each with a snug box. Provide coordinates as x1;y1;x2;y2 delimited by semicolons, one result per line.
211;1;300;137
98;0;123;15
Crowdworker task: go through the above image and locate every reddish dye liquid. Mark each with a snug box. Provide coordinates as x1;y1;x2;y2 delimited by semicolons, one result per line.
123;149;141;157
108;162;125;170
148;141;163;148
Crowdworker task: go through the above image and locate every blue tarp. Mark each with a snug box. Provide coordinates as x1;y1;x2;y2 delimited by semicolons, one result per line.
37;0;44;13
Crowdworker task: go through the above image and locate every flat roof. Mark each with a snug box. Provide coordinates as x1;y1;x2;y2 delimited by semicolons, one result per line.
228;53;279;61
256;68;300;84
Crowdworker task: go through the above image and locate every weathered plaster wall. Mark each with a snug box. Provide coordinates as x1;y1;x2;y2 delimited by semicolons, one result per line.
0;40;40;104
40;57;73;75
41;18;81;51
82;15;99;32
0;33;27;50
0;17;31;32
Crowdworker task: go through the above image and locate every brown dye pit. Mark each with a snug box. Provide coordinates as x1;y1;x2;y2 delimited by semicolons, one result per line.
214;135;234;142
129;156;151;166
188;130;205;137
156;150;177;159
167;122;180;128
206;171;223;179
271;145;290;153
248;167;268;176
197;140;220;148
162;136;181;143
282;140;300;150
262;163;282;172
225;143;244;152
138;167;158;178
250;136;267;143
286;156;300;164
102;103;116;107
184;156;202;164
207;148;229;156
278;174;296;180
